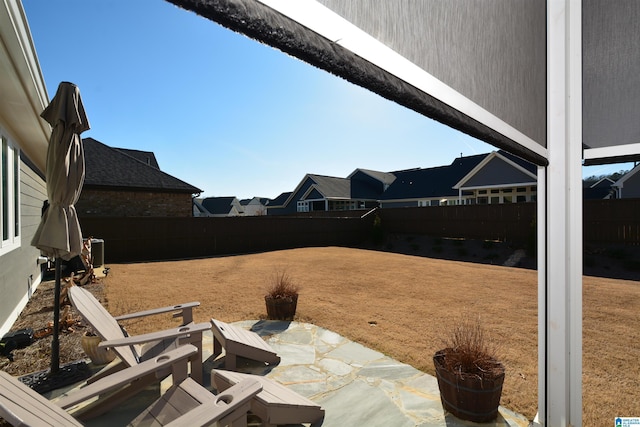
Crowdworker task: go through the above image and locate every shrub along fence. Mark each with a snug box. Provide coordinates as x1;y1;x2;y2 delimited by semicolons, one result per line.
80;199;639;263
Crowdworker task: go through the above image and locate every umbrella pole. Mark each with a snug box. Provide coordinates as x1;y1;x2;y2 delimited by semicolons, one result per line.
51;259;61;374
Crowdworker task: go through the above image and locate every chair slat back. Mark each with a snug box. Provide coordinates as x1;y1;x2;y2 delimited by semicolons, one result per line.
69;286;140;366
0;371;82;427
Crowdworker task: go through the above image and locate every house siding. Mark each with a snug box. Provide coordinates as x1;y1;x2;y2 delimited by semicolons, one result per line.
306;188;324;200
350;171;384;198
272;178;316;214
382;200;420;208
0;158;47;336
464;157;534;187
267;205;297;215
77;189;193;217
621;171;640;198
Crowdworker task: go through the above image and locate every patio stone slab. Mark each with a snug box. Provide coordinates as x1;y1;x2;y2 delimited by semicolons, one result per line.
358;359;424;380
79;320;530;427
224;321;530;427
325;341;385;365
318;379;416;427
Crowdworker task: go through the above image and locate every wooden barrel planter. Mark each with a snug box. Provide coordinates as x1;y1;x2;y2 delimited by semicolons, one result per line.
81;332;116;365
265;295;298;320
433;349;505;423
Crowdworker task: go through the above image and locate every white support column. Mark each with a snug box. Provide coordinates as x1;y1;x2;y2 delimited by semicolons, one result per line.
536;166;546;426
542;1;582;426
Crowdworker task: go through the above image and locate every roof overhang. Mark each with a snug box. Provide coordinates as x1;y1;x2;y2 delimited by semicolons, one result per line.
167;0;640;167
0;0;49;172
166;0;549;166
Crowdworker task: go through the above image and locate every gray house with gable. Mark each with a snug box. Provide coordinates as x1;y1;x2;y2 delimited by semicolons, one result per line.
612;164;640;199
269;151;537;214
267;171;387;215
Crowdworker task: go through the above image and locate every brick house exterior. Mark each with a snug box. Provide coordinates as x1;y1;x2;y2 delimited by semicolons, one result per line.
77;138;201;217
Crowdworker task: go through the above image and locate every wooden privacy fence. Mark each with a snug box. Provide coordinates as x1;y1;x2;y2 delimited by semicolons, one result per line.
377;203;536;242
79;199;640;263
80;215;374;263
583;199;640;244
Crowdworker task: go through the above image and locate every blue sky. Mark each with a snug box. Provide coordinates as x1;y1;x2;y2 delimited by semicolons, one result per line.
22;1;631;199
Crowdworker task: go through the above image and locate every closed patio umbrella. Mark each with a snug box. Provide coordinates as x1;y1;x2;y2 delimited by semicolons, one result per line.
31;81;90;374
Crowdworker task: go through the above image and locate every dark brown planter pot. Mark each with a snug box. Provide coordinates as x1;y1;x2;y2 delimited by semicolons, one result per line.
265;295;298;320
433;349;505;423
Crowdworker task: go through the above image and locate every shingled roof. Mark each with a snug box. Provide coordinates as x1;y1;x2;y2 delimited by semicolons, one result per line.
305;174;351;199
381;153;487;200
269;192;292;208
83;137;202;194
113;147;160;169
201;196;242;215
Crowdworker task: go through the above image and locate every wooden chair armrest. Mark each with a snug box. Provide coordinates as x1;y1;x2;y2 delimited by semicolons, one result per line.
55;345;198;410
114;301;200;324
98;322;209;348
164;379;262;427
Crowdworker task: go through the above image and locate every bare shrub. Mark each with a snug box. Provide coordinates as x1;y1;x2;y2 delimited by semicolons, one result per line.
440;314;503;380
265;270;299;301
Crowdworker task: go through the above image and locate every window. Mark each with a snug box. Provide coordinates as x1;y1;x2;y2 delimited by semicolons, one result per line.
297;201;309;212
1;133;20;254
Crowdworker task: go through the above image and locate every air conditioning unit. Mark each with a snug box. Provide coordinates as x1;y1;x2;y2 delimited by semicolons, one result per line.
90;238;104;268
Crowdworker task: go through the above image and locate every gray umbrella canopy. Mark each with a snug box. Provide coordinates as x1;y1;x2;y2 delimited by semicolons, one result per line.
31;82;90;261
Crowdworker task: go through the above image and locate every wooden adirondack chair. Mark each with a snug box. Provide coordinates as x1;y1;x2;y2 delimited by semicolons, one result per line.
210;319;280;369
67;285;210;418
0;345;262;427
212;369;325;427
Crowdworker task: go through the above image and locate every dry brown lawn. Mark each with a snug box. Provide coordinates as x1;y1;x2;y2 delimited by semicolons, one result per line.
104;247;640;427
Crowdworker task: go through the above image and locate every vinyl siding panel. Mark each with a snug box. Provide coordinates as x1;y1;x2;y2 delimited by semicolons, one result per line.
0;158;47;336
621;171;640;198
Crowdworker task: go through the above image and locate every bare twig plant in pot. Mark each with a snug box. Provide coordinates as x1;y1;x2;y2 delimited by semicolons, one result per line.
265;270;300;321
433;315;505;423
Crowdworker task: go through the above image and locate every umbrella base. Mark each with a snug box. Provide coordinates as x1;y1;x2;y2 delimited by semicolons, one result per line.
18;360;91;394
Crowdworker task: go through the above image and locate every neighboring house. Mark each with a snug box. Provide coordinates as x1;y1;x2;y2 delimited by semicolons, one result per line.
0;0;51;336
199;197;244;217
349;168;396;200
583;177;615;200
380;154;488;208
268;151;538;214
193;198;211;217
76;138;202;217
240;197;270;216
612;164;640;199
381;151;537;208
265;192;293;216
452;150;538;205
268;173;383;215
